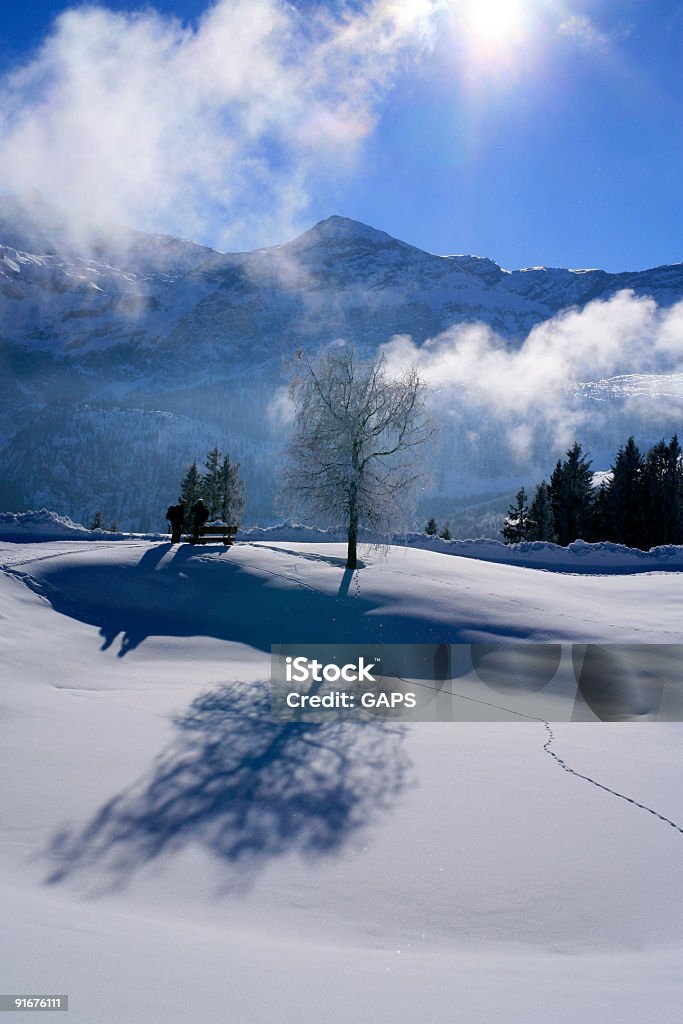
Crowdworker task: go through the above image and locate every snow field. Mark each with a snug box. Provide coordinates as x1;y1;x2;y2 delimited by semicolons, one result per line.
0;538;681;1023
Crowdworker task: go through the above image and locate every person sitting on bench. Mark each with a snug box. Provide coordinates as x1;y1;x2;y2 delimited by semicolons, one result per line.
190;498;209;539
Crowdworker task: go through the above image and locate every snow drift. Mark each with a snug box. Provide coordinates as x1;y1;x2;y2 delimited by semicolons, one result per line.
1;536;681;1024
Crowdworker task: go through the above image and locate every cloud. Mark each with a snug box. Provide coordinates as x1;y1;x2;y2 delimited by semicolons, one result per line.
0;1;628;254
557;14;612;52
266;385;295;427
0;1;437;249
380;291;683;458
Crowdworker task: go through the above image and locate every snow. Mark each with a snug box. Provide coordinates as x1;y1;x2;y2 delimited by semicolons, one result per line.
1;535;682;1023
7;510;683;570
0;509;92;539
243;522;683;574
578;371;683;400
592;469;614;488
1;253;20;273
396;533;683;573
0;509;134;542
2;197;682;367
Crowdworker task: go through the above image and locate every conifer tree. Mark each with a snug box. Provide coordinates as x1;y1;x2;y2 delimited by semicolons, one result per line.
90;510;105;530
502;488;530;544
642;435;683;547
217;453;246;525
425;517;438;536
203;446;222;519
439;522;452;540
527;481;556;542
549;442;595;545
605;436;644;547
180;460;203;528
591;483;610;542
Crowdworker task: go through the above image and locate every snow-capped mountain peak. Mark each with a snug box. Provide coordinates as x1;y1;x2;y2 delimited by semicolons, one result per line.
3;193;683;529
285;214;418;252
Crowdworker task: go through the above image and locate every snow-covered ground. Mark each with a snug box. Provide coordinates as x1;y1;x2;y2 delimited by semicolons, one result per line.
1;536;682;1023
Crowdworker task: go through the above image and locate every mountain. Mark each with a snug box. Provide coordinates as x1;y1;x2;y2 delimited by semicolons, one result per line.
3;197;683;370
1;194;682;529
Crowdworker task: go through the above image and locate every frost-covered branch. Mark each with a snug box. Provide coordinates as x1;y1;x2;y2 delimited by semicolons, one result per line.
281;344;437;568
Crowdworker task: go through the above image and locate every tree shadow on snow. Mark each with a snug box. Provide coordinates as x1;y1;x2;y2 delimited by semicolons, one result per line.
44;681;411;893
25;542;456;655
252;543;365;570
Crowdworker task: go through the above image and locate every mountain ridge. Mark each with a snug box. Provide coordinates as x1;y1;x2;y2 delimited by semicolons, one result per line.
3;191;681;274
3;193;682;370
2;193;683;528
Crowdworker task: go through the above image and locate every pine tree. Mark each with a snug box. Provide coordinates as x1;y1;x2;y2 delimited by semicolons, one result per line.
605;436;644;547
502;488;530;544
642;435;683;547
203;446;222;519
549;442;595;545
180;460;203;529
217;453;246;525
425;517;438;536
439;522;452;540
665;434;683;543
527;481;556;542
591;483;610;542
90;510;105;530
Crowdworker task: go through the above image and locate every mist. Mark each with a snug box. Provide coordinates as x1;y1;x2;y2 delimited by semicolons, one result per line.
381;290;683;464
0;0;437;251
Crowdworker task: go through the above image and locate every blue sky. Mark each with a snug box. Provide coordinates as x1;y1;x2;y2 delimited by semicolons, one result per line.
0;1;681;271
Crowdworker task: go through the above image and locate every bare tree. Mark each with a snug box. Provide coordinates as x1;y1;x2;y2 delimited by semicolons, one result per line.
282;345;435;569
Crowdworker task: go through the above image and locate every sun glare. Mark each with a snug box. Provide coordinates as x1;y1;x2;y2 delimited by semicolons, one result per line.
458;0;528;52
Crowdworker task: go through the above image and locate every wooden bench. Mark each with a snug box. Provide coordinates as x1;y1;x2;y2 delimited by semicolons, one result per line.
188;524;239;546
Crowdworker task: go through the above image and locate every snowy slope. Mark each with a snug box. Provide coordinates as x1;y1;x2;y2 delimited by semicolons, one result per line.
2;192;683;527
1;538;681;1023
2;198;682;366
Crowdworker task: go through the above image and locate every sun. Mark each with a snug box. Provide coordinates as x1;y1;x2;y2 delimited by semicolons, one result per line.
458;0;529;53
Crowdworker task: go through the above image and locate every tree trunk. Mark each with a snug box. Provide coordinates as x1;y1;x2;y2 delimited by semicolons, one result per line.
346;518;357;570
346;481;358;570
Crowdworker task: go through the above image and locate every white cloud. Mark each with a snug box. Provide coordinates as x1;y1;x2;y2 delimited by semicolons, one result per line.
267;385;295;427
0;1;437;248
558;14;612;52
380;291;683;455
